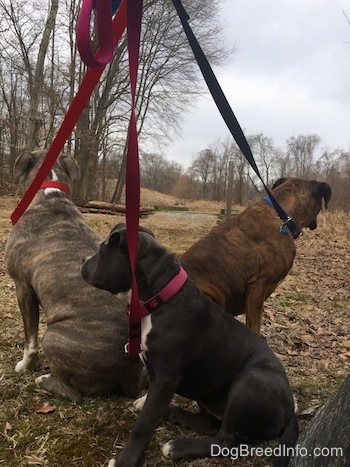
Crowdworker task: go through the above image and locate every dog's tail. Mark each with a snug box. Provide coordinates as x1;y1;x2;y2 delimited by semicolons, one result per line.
273;413;299;467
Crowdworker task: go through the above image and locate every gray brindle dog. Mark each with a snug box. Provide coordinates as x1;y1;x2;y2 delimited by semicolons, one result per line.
5;150;142;401
82;224;299;467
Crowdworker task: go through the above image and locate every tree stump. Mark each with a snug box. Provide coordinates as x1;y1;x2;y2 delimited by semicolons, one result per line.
289;375;350;466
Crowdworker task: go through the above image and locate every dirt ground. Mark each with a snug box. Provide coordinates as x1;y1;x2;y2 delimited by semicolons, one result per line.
0;193;349;466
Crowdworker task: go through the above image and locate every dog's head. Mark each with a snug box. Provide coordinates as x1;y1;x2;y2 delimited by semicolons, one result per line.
272;177;331;230
14;150;80;192
82;223;171;298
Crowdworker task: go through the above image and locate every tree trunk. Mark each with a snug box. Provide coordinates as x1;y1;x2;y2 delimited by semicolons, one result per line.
26;0;59;150
110;144;127;204
289;375;350;466
73;104;98;201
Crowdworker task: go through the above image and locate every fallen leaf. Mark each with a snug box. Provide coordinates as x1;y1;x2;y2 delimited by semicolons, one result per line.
31;402;56;414
5;421;13;431
115;420;127;427
341;340;350;350
25;456;43;465
298;403;323;419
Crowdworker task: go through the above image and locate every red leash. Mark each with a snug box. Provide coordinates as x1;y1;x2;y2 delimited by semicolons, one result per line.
77;0;114;68
12;0;144;355
11;0;127;226
125;0;144;355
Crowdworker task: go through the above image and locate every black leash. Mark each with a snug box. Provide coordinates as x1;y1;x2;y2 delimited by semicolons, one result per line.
171;0;302;239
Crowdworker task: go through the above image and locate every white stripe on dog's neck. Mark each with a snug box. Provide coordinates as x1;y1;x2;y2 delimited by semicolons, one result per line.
140;315;152;363
117;289;152;363
44;170;61;195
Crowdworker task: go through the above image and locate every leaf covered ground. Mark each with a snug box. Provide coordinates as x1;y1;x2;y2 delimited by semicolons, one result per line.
0;194;349;466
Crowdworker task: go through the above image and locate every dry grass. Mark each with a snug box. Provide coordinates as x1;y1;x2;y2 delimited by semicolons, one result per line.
0;193;349;466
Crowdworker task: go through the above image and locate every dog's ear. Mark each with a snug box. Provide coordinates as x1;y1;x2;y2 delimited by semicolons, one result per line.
109;224;155;240
13;151;37;178
107;229;125;247
115;222;126;231
319;182;331;209
138;230;156;255
109;223;126;238
107;224;130;249
139;226;155;238
272;178;287;189
59;155;81;181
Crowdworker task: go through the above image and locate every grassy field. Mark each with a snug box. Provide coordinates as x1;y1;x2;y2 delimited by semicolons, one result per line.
0;193;349;466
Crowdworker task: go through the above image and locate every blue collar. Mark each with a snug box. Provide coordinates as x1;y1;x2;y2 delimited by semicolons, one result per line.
264;196;302;239
264;195;274;208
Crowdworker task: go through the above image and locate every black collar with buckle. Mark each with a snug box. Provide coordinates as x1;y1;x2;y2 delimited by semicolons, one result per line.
264;196;303;239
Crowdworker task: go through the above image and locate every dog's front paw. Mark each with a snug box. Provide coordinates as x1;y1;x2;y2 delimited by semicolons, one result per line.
15;360;28;372
162;440;174;459
108;456;130;467
15;355;38;372
132;393;147;411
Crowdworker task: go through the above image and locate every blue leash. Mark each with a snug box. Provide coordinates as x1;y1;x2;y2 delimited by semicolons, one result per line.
171;0;302;239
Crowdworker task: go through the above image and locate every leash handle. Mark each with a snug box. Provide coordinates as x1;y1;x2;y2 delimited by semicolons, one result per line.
125;0;144;355
11;0;127;226
171;0;302;239
77;0;114;68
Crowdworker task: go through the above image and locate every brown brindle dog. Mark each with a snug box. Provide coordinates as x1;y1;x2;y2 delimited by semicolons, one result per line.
181;178;331;334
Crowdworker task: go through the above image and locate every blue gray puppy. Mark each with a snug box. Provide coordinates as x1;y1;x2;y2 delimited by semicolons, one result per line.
82;224;298;466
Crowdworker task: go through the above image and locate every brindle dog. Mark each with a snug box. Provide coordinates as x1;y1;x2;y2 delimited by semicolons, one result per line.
5;150;142;401
181;178;331;333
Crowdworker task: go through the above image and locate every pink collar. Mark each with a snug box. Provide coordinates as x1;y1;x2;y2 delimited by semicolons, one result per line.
130;267;188;318
40;181;71;195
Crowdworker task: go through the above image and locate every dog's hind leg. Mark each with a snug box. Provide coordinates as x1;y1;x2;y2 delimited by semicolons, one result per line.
167;405;221;436
164;389;241;461
14;282;40;372
35;374;81;402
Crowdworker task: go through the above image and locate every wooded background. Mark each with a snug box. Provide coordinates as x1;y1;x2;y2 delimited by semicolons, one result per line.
0;0;349;208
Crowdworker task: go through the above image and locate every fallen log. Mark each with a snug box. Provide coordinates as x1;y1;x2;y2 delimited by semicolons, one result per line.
77;200;154;218
289;375;350;466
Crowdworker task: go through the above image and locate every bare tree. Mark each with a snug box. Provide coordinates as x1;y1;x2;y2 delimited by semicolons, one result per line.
286;134;321;178
250;133;280;186
208;139;230;201
316;149;350;210
190;148;215;199
111;0;232;202
0;0;59;150
0;0;231;200
140;152;183;194
228;140;250;204
274;150;292;179
0;61;27;170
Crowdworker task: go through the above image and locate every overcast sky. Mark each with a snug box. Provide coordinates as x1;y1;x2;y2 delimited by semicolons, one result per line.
164;0;350;167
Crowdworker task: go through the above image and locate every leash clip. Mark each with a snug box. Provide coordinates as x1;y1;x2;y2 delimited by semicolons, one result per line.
124;342;143;354
282;217;303;239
